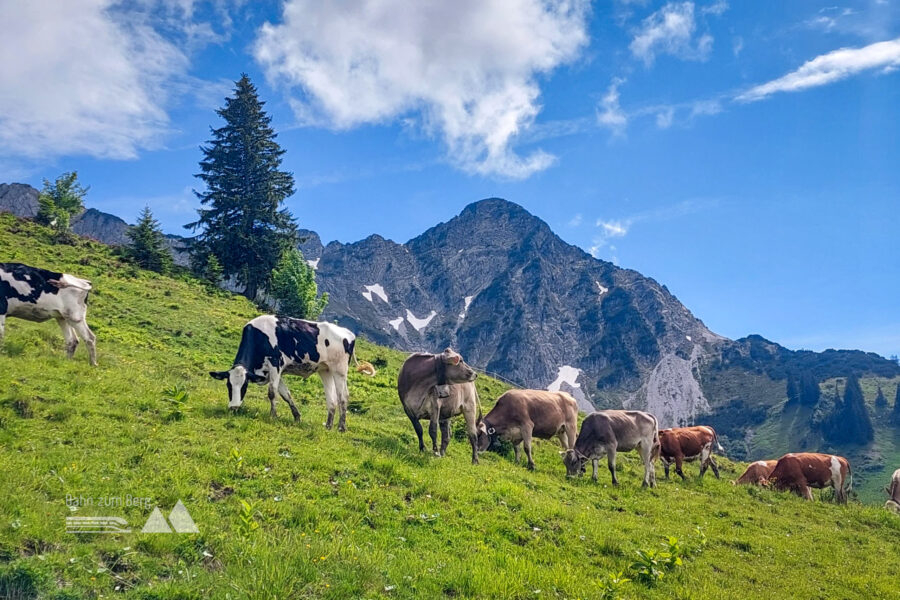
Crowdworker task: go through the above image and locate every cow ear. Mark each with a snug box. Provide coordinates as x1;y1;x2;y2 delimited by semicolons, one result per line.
246;372;267;384
450;354;460;365
209;371;229;380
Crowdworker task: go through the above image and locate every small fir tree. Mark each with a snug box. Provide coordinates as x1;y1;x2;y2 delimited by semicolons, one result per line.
126;207;172;273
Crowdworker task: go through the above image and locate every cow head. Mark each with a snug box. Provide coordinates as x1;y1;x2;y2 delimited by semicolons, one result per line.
561;448;588;478
438;348;477;384
475;420;499;452
209;366;266;410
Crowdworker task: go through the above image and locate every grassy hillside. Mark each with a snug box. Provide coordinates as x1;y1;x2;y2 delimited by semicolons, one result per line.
1;213;899;600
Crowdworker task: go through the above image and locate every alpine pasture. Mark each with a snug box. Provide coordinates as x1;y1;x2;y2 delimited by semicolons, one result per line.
1;213;898;599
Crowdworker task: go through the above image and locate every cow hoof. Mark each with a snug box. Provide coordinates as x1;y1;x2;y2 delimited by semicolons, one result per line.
433;451;442;458
472;458;479;465
338;425;346;433
527;464;535;471
324;423;332;430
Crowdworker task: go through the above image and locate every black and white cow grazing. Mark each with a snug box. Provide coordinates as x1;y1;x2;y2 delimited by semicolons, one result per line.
210;315;358;430
1;262;97;365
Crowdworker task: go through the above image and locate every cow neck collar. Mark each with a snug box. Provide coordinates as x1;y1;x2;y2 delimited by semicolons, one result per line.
433;354;447;387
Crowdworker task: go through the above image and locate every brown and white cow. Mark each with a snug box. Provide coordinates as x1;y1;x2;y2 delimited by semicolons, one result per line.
885;468;900;514
397;349;480;463
562;410;659;487
658;425;723;480
734;460;778;486
475;389;578;470
767;452;852;503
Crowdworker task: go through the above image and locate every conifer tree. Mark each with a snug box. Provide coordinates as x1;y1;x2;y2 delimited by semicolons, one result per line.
825;375;873;444
187;74;297;300
799;372;821;406
269;248;328;319
126;206;172;273
785;373;799;406
874;386;887;410
893;384;900;424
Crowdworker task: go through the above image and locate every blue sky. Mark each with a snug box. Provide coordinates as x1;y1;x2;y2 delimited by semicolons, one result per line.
1;0;898;357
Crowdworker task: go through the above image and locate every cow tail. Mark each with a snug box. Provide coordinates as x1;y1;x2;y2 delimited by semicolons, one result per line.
714;428;724;453
651;426;661;461
350;343;377;377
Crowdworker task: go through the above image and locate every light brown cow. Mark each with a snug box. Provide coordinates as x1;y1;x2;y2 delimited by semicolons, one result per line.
475;389;578;470
885;468;900;514
767;452;852;503
562;410;659;487
734;460;778;486
658;425;722;480
397;349;480;463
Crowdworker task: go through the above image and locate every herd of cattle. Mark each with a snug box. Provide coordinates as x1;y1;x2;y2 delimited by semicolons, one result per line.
3;261;900;510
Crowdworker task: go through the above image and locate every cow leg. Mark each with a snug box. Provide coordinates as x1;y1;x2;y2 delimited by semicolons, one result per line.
71;319;97;366
592;459;599;481
641;443;656;488
663;459;671;480
266;372;280;419
462;402;479;465
674;456;686;481
408;414;426;452
607;449;619;486
513;443;522;464
428;398;441;456
277;380;301;422
320;371;337;430
439;419;451;457
802;486;813;501
56;317;78;359
0;314;5;344
708;455;721;480
334;371;349;432
522;426;535;470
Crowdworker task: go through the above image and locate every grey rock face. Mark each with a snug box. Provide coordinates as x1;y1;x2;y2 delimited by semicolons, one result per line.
0;183;40;218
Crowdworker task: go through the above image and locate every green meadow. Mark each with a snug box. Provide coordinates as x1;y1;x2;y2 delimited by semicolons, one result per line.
1;213;898;599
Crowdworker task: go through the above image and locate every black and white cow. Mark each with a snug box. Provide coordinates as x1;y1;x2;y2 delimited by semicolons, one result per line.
210;315;358;430
1;262;97;365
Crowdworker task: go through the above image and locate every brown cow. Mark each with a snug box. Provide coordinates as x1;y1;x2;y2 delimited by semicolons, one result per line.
475;389;578;470
767;452;852;503
562;410;659;487
658;425;722;480
734;460;778;486
885;468;900;514
397;349;480;462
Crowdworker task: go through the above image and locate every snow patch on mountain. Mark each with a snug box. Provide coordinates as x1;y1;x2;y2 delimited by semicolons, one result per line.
548;365;593;412
361;284;389;303
307;258;320;270
459;295;474;319
595;281;609;295
388;317;404;331
406;309;436;331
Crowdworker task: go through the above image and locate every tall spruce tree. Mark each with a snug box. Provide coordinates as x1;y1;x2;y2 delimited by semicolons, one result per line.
785;373;800;406
187;74;297;300
799;372;821;406
126;207;172;273
825;374;873;444
874;386;887;410
893;384;900;424
269;248;328;319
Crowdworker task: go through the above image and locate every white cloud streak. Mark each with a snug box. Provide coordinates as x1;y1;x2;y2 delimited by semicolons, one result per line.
737;38;900;102
254;0;591;179
629;2;714;66
597;78;628;134
0;0;194;161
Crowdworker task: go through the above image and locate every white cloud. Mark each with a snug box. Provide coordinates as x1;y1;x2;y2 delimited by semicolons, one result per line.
568;213;583;227
597;78;628;134
254;0;590;179
0;0;194;161
737;38;900;102
590;199;717;258
629;2;713;66
656;107;675;128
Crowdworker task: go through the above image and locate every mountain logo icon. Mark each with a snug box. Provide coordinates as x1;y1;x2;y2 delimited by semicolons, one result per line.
141;501;199;534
